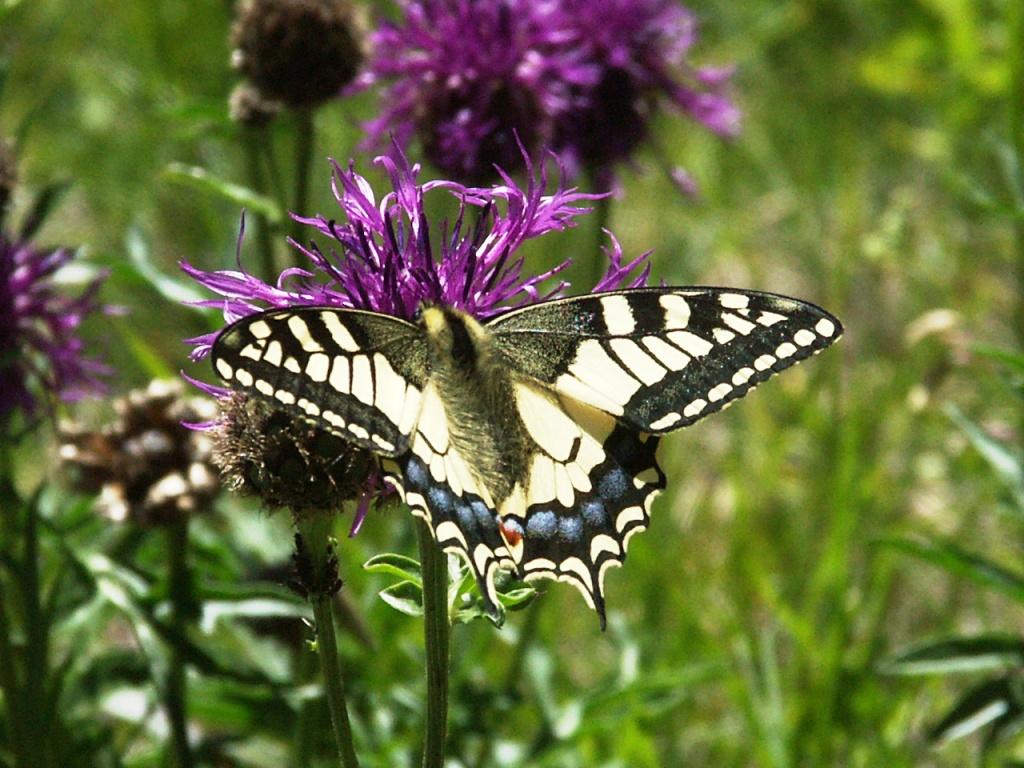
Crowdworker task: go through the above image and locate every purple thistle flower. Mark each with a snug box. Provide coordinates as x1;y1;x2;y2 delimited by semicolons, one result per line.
0;233;109;420
183;148;649;530
550;0;740;186
358;0;738;188
355;0;586;182
183;146;649;360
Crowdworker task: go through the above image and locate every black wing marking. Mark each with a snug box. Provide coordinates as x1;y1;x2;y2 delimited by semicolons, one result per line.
487;287;842;433
500;382;664;629
211;307;428;456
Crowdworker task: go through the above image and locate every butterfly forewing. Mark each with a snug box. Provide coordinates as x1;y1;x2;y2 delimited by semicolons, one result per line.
487;287;842;433
211;307;428;456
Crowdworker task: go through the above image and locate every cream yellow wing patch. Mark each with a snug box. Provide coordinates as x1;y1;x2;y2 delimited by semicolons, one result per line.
501;382;665;629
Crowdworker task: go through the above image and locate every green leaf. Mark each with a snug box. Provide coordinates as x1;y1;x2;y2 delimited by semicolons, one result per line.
162;163;284;224
363;552;423;586
946;404;1024;506
18;179;69;241
879;536;1024;603
881;635;1024;676
124;227;208;304
972;344;1024;379
378;580;424;617
930;677;1015;745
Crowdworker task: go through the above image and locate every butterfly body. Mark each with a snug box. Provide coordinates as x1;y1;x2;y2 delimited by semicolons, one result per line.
211;288;842;626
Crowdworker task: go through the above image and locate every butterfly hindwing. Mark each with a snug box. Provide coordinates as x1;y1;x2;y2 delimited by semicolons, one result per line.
212;307;428;456
487;287;842;433
501;383;665;627
380;382;516;615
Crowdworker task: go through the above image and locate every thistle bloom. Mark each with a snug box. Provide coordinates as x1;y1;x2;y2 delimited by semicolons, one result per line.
183;148;649;526
358;0;738;187
356;0;580;183
0;234;109;420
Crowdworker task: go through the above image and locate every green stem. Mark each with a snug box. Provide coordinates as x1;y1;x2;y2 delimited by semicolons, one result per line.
291;109;316;250
22;495;47;767
297;515;360;768
165;519;194;768
242;128;278;281
416;519;450;768
1010;2;1024;351
0;587;27;767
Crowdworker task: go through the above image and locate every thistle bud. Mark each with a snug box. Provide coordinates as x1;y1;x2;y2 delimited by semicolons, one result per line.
230;0;363;109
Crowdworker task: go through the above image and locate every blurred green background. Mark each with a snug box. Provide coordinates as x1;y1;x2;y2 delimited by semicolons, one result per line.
1;0;1022;766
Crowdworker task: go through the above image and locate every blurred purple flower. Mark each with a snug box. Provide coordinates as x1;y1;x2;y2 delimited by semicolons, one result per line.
357;0;738;188
0;234;109;420
356;0;581;182
551;0;740;187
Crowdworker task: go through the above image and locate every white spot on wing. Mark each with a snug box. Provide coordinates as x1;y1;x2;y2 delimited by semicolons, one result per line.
683;398;707;418
719;293;750;310
775;342;797;359
215;359;233;379
609;338;666;386
568;340;642;404
235;369;253;386
649;412;681;430
516;384;580;461
659;293;691;329
754;354;775;371
248;320;272;339
263;341;283;367
708;382;733;403
288;315;323;352
600;295;636;335
417;384;449;453
320;312;360;351
305;353;330;382
555;373;625;416
351;356;373;405
815;318;836;337
792;329;814;346
615;505;645;533
722;313;757;335
329;356;350;393
667;330;714;357
373;353;407;425
642;336;690;370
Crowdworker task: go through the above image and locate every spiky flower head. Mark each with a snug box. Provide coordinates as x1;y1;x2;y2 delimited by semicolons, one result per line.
231;0;363;109
359;0;738;187
182;147;648;525
0;234;109;421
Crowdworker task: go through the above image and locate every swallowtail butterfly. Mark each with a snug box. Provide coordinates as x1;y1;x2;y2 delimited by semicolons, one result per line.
212;288;841;627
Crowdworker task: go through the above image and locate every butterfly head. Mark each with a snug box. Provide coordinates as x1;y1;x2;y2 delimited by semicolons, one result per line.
419;304;490;371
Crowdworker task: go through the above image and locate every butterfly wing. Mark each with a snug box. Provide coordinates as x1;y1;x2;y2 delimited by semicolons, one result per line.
487;287;842;433
214;307;516;612
503;381;664;628
212;307;428;455
379;381;517;614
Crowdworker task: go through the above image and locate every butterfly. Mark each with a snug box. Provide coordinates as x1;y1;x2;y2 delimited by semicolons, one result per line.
211;287;842;627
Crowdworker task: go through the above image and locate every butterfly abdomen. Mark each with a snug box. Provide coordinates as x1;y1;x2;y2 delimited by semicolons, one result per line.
420;306;531;504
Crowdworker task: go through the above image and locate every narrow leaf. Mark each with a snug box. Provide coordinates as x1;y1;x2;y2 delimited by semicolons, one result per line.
162;163;283;224
879;536;1024;603
930;677;1014;745
881;635;1024;676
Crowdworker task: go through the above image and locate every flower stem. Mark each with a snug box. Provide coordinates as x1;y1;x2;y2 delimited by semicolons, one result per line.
416;519;450;768
291;108;316;250
242;127;278;281
296;515;360;768
1010;1;1024;350
165;519;195;768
